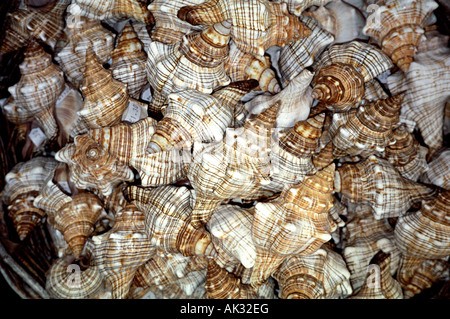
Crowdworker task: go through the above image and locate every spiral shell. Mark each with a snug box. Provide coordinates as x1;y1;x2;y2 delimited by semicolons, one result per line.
363;0;439;72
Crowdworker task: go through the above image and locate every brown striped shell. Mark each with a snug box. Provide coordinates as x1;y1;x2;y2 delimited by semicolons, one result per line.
335;155;438;219
286;0;338;16
420;148;450;190
363;0;439;72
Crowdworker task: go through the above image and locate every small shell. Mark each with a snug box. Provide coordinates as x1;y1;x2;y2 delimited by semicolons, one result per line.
4;41;64;140
286;0;338;15
350;251;403;299
278;15;334;86
382;124;429;181
305;1;369;44
90;203;154;299
178;0;312;56
335;155;438;219
363;0;439;72
225;41;281;93
110;21;148;99
420;148;450;190
145;21;231;112
1;156;58;240
148;0;205;44
250;164;337;288
78;50;129;129
67;0;154;24
45;254;107;299
0;0;69;53
244;69;314;129
54;16;115;87
328;94;403;158
312;41;393;111
387;47;450;157
127;185;215;257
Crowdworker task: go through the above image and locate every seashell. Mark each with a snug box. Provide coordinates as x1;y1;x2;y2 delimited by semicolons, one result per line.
3;41;64;140
305;1;369;44
273;244;352;299
148;0;205;44
265;112;325;194
54;16;115;87
110;21;148;99
340;204;401;293
363;0;439;72
129;21;153;53
249;163;337;288
178;0;312;56
146;82;256;154
78;50;129;129
90;202;154;299
225;41;281;93
313;141;334;171
1;156;58;240
0;0;69;53
45;253;108;299
54;133;135;196
335;155;438;219
145;21;232;112
382;124;429;181
327;94;404;158
420;148;450;190
312;41;393;111
54;84;84;147
67;0;154;25
187;103;279;228
278;15;334;86
127;185;215;258
417;26;450;54
205;259;274;299
244;69;314;129
387;47;450;157
362;79;389;102
286;0;339;16
350;251;403;299
207;204;256;270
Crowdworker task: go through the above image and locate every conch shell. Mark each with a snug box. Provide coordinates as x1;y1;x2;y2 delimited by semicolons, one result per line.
178;0;312;56
1;156;58;240
420;148;450;190
335;155;438;219
3;41;64;140
285;0;338;16
363;0;439;72
312;41;393;111
67;0;154;24
110;21;148;99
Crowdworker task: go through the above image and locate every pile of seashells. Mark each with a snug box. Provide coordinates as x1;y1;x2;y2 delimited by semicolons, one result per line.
0;0;449;299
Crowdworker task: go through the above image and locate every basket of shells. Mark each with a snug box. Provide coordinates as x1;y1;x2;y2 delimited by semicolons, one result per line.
0;0;449;300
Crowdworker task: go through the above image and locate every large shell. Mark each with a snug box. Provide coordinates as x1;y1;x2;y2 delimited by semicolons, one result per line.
0;0;69;53
382;124;429;181
387;47;450;157
3;41;64;140
54;16;115;87
327;94;403;158
127;185;215;258
305;1;368;44
78;50;129;129
420;148;450;190
278;15;334;86
350;251;403;299
225;41;281;93
244;69;314;129
363;0;439;72
178;0;312;56
110;21;148;99
1;156;58;240
273;244;352;299
67;0;154;24
249;164;337;288
312;41;393;111
335;155;438;219
340;204;401;293
148;0;205;44
89;203;154;299
145;21;232;112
